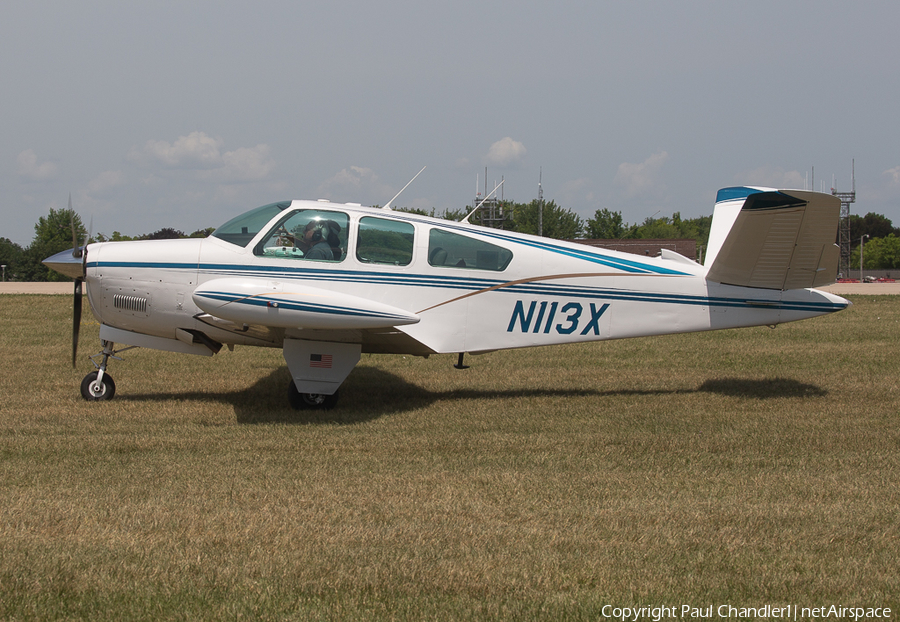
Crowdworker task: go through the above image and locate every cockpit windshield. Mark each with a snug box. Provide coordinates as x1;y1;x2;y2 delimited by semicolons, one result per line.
211;201;292;247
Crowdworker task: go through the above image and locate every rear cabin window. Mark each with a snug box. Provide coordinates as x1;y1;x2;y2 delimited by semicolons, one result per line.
356;217;415;266
427;229;513;271
255;209;349;262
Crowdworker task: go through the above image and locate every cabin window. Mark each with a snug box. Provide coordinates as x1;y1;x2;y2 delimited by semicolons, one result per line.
427;229;513;271
212;201;292;247
255;209;349;262
356;217;415;266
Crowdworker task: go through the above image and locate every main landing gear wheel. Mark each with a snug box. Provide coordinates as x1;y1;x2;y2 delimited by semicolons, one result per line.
81;371;116;401
287;380;338;410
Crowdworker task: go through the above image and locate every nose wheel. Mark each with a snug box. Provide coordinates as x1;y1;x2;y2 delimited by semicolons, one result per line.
81;370;116;401
79;339;134;402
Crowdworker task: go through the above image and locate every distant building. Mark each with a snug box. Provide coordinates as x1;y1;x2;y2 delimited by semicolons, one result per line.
569;238;699;262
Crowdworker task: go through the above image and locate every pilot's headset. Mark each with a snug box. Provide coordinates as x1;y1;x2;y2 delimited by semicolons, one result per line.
304;220;327;242
323;219;341;239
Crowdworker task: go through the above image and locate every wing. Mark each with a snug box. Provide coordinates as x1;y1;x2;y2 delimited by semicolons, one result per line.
192;277;420;330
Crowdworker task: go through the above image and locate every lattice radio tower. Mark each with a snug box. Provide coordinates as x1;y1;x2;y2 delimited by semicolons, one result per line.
474;169;510;229
831;160;856;278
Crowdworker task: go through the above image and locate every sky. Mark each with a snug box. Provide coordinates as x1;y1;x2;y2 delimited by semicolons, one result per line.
3;0;900;246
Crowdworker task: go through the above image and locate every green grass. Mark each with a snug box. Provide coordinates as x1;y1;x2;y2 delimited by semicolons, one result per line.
1;295;898;620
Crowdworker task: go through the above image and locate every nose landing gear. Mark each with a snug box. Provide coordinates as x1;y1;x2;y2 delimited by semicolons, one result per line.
80;339;135;401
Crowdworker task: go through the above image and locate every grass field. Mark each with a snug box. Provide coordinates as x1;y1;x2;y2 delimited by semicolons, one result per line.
1;294;898;620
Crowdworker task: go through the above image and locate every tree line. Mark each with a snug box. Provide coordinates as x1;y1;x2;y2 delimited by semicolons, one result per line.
0;206;214;282
847;213;900;270
3;202;898;282
403;200;714;247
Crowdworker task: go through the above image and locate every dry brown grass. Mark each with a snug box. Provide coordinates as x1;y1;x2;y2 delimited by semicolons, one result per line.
1;294;898;619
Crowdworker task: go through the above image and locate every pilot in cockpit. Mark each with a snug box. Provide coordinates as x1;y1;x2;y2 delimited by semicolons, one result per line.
265;216;342;260
298;219;341;260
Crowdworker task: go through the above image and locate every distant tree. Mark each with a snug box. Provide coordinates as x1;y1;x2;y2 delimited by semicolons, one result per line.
848;213;899;246
852;234;900;270
94;231;136;242
585;208;629;239
629;212;712;248
189;227;216;238
20;207;87;281
94;227;215;242
395;207;437;218
141;227;185;240
634;215;681;240
440;207;472;222
509;200;584;239
0;237;24;281
684;214;713;248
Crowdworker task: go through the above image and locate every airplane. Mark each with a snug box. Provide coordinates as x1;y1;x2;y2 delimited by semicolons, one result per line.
44;184;849;409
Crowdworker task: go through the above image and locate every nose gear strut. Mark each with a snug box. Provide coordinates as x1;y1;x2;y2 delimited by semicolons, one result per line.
80;339;137;401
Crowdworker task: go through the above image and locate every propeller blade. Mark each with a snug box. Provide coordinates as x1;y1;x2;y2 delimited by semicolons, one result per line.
72;278;83;368
69;194;78;255
69;194;87;259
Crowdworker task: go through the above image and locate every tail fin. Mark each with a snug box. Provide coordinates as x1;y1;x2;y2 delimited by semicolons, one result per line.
705;187;841;290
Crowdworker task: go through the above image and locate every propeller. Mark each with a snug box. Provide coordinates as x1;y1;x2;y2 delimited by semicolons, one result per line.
41;195;91;367
73;278;83;367
67;194;89;368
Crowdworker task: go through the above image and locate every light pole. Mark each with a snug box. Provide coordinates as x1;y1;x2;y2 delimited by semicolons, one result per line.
860;234;869;282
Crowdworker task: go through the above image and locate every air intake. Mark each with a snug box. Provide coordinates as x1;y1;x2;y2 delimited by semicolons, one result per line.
113;294;148;314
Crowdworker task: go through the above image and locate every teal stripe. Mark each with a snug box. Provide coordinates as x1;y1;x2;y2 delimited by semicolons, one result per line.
91;260;847;314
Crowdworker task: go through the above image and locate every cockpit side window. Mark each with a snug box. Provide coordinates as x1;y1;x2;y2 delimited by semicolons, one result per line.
428;228;513;271
356;217;415;266
212;201;292;247
255;209;349;262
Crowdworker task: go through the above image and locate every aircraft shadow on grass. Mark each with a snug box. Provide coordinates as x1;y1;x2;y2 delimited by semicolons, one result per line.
118;367;827;425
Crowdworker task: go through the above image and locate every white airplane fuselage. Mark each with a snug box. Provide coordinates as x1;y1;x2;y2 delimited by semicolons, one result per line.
46;188;849;406
83;200;847;352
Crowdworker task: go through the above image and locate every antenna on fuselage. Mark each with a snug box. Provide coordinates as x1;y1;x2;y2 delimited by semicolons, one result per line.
537;168;543;237
382;166;426;211
461;179;504;224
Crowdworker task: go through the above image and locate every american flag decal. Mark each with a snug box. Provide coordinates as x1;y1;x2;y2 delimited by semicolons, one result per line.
309;353;333;369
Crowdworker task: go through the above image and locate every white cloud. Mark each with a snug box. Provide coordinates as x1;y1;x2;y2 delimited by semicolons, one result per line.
127;131;275;183
317;166;394;203
210;145;275;182
870;166;900;205
484;137;527;167
129;131;224;169
16;149;58;181
614;150;668;197
88;170;126;195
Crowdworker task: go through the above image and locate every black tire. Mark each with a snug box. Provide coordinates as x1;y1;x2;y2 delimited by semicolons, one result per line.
81;371;116;401
287;380;338;410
